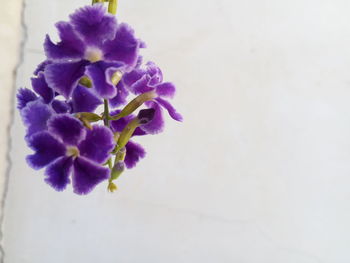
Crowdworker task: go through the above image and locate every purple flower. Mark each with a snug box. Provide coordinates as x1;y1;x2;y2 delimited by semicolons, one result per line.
44;4;142;100
26;114;115;194
17;2;182;195
122;62;182;133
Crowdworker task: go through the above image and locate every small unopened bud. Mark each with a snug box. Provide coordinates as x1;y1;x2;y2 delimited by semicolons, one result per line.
137;108;155;124
108;182;118;192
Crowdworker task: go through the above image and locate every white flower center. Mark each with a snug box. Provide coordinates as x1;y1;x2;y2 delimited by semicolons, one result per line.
66;146;80;158
85;47;103;62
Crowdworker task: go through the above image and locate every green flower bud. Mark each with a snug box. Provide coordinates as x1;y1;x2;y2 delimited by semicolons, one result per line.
108;182;118;192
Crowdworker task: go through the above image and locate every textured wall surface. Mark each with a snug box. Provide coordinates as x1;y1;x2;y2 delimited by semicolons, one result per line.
0;0;22;258
2;0;350;262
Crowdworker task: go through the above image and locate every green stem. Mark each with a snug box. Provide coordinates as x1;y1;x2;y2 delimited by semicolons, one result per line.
103;99;110;127
108;0;118;15
103;99;113;170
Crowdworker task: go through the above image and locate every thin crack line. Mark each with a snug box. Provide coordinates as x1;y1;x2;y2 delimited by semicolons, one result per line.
0;0;28;262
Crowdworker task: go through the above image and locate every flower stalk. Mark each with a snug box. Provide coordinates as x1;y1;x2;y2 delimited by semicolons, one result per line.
108;0;118;15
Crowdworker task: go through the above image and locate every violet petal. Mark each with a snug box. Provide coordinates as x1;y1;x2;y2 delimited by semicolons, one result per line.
48;114;86;146
108;80;128;108
17;88;37;110
71;85;102;113
26;131;66;169
102;23;140;68
72;156;110;195
140;102;164;134
45;156;73;191
78;125;115;164
86;61;122;99
45;60;89;99
31;73;54;103
44;22;85;61
20;100;53;137
51;100;71;114
125;140;146;169
155;97;183;121
155;82;176;98
69;4;117;46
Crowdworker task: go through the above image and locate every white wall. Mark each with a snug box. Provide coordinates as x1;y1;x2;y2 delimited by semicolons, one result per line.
0;0;22;222
3;0;350;262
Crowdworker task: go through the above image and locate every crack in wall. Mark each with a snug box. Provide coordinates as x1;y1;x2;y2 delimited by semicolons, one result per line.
0;0;28;262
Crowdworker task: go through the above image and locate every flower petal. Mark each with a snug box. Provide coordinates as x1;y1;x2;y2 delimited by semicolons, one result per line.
45;60;89;99
26;131;66;169
34;60;52;76
125;141;146;169
44;22;85;61
71;85;102;113
155;82;176;98
86;61;122;99
129;74;153;94
17;88;38;110
146;61;163;85
140;102;164;134
44;156;73;191
122;69;144;88
78;125;115;164
102;23;140;68
108;80;128;108
31;73;54;103
110;111;146;136
69;4;117;46
48;114;86;146
20;100;53;137
51;100;71;114
72;156;110;195
155;97;183;121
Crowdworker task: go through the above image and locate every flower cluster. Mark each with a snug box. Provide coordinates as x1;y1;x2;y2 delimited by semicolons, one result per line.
17;3;182;195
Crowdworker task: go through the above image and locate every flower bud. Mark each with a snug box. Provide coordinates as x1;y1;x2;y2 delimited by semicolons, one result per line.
137;108;155;124
108;182;118;192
